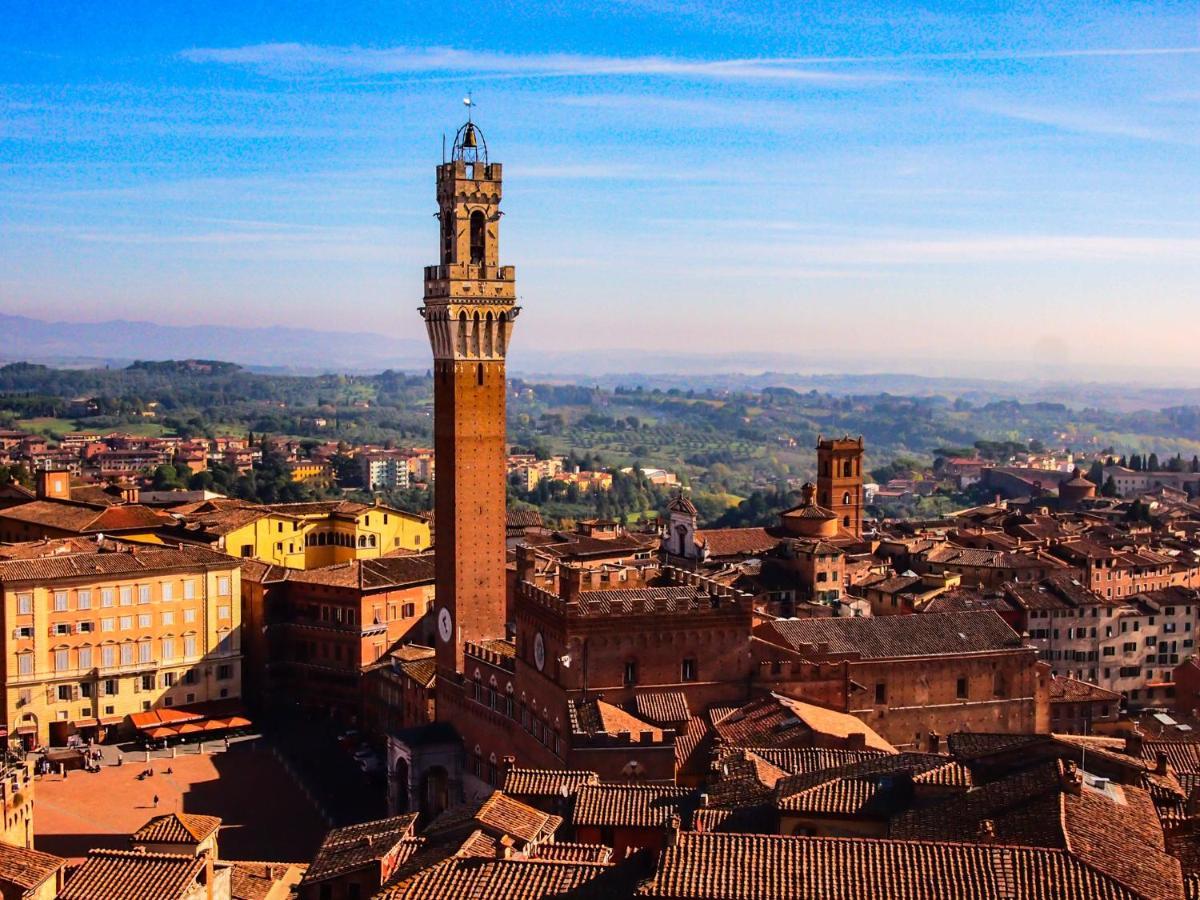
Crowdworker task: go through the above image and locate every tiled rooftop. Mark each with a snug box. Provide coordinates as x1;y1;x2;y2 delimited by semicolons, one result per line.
766;611;1026;659
643;832;1150;899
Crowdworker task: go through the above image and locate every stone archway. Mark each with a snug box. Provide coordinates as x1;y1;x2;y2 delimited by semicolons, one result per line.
421;765;450;820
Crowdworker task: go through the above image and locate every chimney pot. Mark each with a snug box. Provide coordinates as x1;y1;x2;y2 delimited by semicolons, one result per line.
1125;728;1144;758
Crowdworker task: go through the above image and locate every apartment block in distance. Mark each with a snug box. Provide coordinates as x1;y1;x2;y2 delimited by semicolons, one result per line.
0;539;243;748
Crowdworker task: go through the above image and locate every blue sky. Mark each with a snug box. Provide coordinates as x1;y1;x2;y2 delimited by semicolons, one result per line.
2;1;1198;374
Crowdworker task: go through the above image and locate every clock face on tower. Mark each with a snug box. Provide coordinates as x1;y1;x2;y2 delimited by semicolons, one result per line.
533;631;546;672
437;607;453;643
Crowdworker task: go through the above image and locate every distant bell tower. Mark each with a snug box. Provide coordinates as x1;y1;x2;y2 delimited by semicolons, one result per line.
816;435;864;538
420;118;519;679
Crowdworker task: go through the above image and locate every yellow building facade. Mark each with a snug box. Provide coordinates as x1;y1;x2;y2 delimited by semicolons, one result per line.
0;542;243;748
180;500;430;570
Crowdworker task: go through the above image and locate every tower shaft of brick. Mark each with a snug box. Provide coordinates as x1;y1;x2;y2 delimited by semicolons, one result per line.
817;435;864;538
420;123;518;680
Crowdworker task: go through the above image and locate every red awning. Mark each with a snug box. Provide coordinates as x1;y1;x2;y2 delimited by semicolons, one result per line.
129;708;203;730
73;718;101;729
99;716;124;726
175;722;204;734
144;726;177;740
14;725;36;735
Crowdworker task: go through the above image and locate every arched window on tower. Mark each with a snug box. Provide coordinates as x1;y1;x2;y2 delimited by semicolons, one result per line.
843;460;853;477
497;312;507;356
469;210;486;264
842;491;851;505
457;311;468;357
484;311;494;357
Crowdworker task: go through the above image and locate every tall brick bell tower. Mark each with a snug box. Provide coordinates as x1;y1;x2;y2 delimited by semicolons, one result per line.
420;118;518;682
817;434;864;539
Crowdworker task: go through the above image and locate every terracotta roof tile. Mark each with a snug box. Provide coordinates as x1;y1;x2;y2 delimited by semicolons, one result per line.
226;860;304;900
131;812;221;845
775;752;971;816
696;527;778;558
570;699;663;741
643;832;1148;899
633;691;690;726
1145;741;1200;775
528;842;613;863
377;856;621;899
1047;676;1122;703
0;543;237;583
59;848;207;900
572;783;695;829
712;694;894;752
501;768;599;799
424;792;559;846
303;814;419;884
732;747;890;776
0;841;64;891
765;611;1026;659
284;554;435;589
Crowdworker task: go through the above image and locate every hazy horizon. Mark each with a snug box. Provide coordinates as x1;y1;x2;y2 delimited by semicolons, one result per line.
2;1;1198;376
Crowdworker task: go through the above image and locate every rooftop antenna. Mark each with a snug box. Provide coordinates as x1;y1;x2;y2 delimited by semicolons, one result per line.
463;92;475;123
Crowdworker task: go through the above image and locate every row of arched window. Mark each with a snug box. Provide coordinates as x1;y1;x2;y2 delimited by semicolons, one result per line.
440;209;489;266
471;669;563;761
455;309;508;359
304;531;376;548
819;459;861;478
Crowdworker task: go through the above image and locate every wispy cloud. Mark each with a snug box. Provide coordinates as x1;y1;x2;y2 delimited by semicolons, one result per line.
178;44;898;85
799;46;1200;64
964;96;1193;144
179;42;1200;84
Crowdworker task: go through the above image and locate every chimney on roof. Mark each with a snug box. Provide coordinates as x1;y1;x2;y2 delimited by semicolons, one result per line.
845;732;866;751
664;814;681;848
490;834;514;859
1156;750;1169;776
978;819;996;841
927;732;941;754
1061;760;1083;796
1125;728;1144;758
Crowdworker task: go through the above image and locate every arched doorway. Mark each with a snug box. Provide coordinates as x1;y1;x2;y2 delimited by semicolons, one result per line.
420;765;449;820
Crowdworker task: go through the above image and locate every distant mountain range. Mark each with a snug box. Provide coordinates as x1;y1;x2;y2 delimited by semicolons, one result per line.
0;313;430;374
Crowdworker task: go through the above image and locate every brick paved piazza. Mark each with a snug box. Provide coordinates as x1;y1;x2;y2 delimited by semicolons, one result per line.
31;740;327;862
